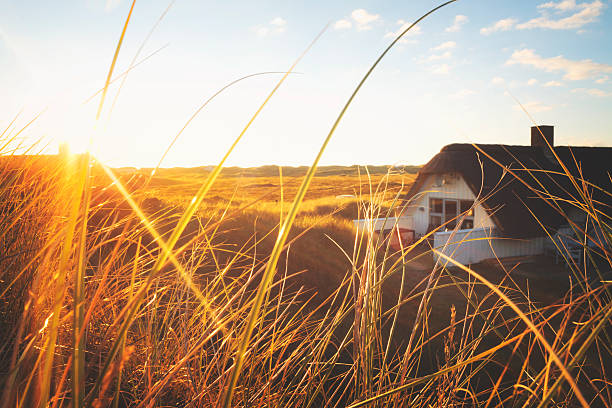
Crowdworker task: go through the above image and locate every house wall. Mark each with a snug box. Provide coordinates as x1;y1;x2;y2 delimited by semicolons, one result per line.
403;173;495;237
433;227;547;265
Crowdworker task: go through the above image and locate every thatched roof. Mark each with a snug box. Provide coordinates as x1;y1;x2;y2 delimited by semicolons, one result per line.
406;144;612;238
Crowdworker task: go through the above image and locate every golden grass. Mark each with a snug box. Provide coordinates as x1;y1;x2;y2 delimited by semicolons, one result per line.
1;146;609;408
0;1;611;407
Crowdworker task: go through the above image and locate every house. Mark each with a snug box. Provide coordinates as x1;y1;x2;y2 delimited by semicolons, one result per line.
399;125;611;265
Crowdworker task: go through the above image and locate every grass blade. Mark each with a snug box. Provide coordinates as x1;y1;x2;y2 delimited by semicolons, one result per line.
221;2;457;407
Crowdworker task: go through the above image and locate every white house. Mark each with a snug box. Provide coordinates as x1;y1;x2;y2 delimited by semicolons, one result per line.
400;126;611;265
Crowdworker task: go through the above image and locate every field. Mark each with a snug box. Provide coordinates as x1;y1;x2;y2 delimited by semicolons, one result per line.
1;156;610;407
119;165;417;302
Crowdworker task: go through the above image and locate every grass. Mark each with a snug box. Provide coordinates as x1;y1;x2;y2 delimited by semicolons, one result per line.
1;1;611;407
0;137;610;408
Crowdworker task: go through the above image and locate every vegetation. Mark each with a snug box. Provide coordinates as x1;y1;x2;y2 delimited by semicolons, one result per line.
0;1;611;407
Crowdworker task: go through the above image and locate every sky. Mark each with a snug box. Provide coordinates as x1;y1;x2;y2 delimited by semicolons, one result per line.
1;0;611;168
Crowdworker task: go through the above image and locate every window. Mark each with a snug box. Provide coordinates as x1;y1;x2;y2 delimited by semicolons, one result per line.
429;198;444;232
444;200;458;229
429;198;476;231
430;198;443;214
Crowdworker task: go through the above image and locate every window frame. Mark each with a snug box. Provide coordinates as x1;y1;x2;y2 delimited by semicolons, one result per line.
429;197;476;231
429;198;444;231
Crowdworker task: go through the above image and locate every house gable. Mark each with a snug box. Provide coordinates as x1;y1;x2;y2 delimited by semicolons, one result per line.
403;173;495;237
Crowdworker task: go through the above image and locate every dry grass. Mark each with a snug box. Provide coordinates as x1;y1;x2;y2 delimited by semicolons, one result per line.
0;154;609;408
0;1;611;407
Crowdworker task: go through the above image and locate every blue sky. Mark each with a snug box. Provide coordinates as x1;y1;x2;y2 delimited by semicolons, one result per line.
1;0;611;167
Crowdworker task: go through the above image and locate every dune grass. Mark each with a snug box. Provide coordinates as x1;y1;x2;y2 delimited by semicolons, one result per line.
1;1;611;407
0;122;610;408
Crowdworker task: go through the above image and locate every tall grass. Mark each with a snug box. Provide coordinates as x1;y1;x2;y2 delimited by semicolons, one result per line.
1;1;611;407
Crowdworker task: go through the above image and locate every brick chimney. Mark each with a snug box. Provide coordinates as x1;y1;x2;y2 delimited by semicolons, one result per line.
531;125;554;148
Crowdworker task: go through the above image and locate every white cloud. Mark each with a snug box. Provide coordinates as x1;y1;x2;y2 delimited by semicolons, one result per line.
254;17;287;37
333;19;352;30
450;89;476;98
351;9;380;30
544;80;563;86
431;41;456;51
527;78;539;85
446;15;469;32
595;75;609;84
426;51;452;61
516;0;604;30
480;18;517;35
384;20;422;44
538;0;579;11
571;87;612;96
491;76;506;85
432;64;451;75
270;17;287;28
506;48;612;81
515;101;553;112
480;1;603;35
419;42;454;67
